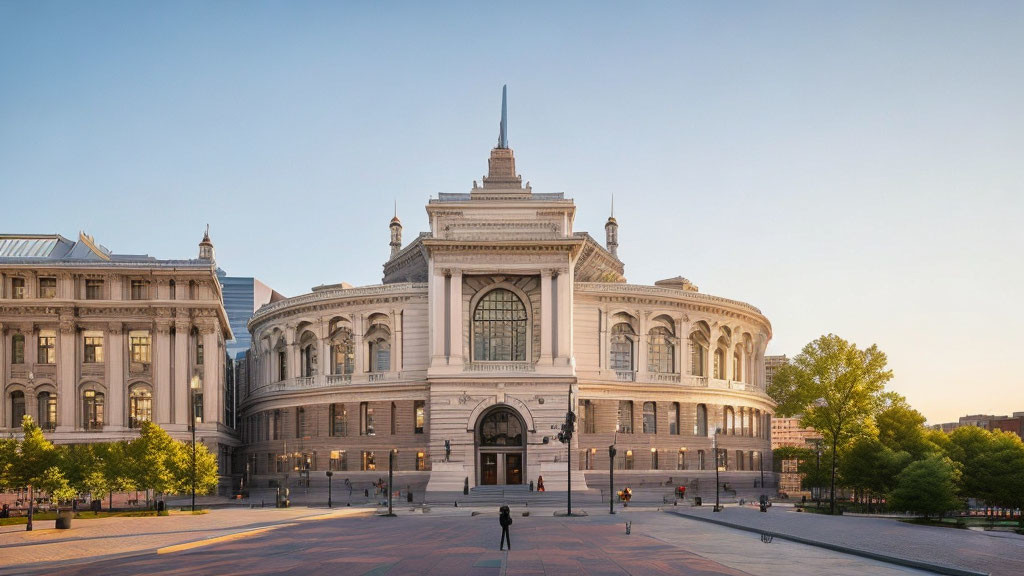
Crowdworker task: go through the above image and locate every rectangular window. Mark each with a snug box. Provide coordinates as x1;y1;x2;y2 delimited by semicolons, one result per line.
330;403;348;436
84;331;104;363
624;449;634;470
276;454;284;473
360;402;375;436
278;350;287;381
37;330;56;364
361;451;376;471
85;279;104;300
651;449;659;470
11;278;25;299
38;278;57;299
416;451;426;471
130;280;147;300
617;400;633;434
669;402;679;435
583;400;595;434
11;335;25;364
330;450;347;471
643;402;657;434
677;449;687;470
414;400;425;434
296;407;306;438
129;331;151;363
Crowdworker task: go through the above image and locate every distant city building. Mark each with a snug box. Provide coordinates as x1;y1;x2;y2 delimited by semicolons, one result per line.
988;414;1024;440
0;230;236;484
930;413;1010;433
771;415;819;496
217;273;284;360
764;354;787;388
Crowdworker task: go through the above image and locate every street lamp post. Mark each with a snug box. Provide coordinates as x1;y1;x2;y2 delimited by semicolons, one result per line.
387;448;397;516
190;375;201;513
713;427;722;512
608;443;616;515
326;470;333;508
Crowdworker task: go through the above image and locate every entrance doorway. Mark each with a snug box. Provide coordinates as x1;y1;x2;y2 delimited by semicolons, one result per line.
477;407;526;485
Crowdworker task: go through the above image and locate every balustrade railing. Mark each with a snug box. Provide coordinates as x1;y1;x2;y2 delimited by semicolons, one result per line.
463;362;536;373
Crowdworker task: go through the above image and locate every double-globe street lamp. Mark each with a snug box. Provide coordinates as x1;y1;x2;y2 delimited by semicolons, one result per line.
190;375;201;513
713;427;723;512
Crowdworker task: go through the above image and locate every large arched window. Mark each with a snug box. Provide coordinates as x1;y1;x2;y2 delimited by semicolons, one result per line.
37;391;57;430
610;323;635;371
478;409;525;447
647;326;674;373
642;402;657;434
299;331;317;377
368;338;391;372
10;391;26;426
83;389;104;431
713;348;725;379
473;289;527;362
724;406;735;435
689;322;709;377
129;384;152;429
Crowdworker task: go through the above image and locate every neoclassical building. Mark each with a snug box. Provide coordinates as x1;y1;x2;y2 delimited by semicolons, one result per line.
0;231;237;473
238;97;775;492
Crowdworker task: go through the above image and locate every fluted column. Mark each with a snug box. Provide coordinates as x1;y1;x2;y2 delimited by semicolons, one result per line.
107;323;126;430
539;270;553;365
173;319;191;428
353;314;365;374
598;307;608;371
637;311;648;375
555;268;572;366
0;323;6;429
57;315;76;431
154;320;172;425
394;309;404;372
202;326;219;425
428;264;445;366
448;270;463;366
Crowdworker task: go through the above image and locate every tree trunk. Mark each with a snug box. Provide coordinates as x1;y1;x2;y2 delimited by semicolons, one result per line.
829;438;838;515
26;484;33;532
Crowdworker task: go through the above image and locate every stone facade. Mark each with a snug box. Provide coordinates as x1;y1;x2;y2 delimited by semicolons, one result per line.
0;232;237;476
238;119;776;493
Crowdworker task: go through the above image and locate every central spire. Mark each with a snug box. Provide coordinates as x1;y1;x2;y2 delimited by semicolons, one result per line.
497;84;508;149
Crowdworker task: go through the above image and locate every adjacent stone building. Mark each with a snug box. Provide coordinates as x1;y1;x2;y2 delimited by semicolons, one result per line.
0;231;237;476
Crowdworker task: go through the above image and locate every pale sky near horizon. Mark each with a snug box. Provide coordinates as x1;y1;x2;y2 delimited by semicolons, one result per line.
2;2;1021;425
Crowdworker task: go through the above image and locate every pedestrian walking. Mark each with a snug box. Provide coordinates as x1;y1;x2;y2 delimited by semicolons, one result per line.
537;475;545;492
498;505;512;550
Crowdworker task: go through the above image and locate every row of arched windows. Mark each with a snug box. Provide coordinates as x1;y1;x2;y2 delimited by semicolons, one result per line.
6;384;156;431
589;401;767;438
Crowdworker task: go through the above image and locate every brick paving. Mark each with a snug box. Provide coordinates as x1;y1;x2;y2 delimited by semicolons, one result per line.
671;506;1024;576
0;506;959;576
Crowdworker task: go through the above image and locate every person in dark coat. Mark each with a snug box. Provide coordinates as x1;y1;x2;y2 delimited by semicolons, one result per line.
499;505;512;550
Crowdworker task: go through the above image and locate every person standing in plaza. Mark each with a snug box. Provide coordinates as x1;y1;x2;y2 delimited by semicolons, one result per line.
537;476;545;492
499;505;512;550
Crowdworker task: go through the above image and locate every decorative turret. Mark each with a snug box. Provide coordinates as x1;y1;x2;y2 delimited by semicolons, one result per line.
477;85;526;193
605;196;618;258
389;202;402;258
198;224;215;262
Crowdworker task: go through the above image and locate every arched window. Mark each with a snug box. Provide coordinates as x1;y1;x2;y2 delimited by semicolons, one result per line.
669;402;680;435
128;385;152;429
368;339;391;372
647;326;674;373
478;409;524;447
10;391;26;426
473;289;527;362
275;339;287;381
689;323;709;377
330;403;348;436
610;323;635;371
83;389;104;430
724;406;735;435
11;334;25;364
617;400;634;434
642;402;657;434
713;348;725;379
695;403;708;436
332;331;354;375
733;351;741;381
37;391;57;430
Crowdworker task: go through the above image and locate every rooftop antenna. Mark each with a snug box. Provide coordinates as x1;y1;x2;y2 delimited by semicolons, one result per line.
394;199;397;219
611;194;614;218
497;85;508;149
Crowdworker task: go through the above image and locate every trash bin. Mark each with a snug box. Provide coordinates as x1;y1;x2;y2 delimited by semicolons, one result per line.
0;504;9;518
694;496;702;507
90;500;102;512
156;500;165;512
56;510;74;529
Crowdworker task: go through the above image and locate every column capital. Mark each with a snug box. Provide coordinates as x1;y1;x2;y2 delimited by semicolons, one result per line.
107;322;123;335
155;320;172;335
59;318;77;335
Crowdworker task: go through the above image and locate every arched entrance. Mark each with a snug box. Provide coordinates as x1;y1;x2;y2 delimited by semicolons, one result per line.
476;406;526;486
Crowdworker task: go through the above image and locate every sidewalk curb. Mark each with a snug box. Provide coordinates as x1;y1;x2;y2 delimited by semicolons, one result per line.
666;510;989;576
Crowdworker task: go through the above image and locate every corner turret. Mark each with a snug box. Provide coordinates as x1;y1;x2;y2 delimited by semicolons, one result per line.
198;225;215;262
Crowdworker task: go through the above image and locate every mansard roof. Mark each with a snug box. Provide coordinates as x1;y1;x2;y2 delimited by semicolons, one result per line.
0;232;213;269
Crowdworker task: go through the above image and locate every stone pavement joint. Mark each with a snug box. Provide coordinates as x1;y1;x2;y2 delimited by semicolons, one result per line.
155;522;297;554
668;509;991;576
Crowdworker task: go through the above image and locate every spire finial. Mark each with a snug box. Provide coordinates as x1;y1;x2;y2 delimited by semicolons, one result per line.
611;194;614;218
497;85;508;149
394;198;397;219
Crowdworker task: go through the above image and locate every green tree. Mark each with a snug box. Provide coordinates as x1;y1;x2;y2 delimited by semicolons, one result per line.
125;421;178;504
94;441;135;508
876;397;936;459
0;436;16;491
946;425;995;507
980;431;1024;527
839;436;911;511
9;416;60;530
38;466;77;507
169;440;219;497
889;455;962;519
767;334;893;513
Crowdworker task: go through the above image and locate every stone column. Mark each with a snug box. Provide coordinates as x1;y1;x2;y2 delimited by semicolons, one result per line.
202;327;219;425
428;266;446;367
56;316;77;431
0;323;6;428
448;271;463;366
353;314;365;374
555;269;572;366
707;326;719;379
319;320;331;376
394;310;404;372
674;318;686;375
637;312;648;376
107;323;126;430
154;320;172;425
598;307;608;371
539;270;553;365
173;319;191;428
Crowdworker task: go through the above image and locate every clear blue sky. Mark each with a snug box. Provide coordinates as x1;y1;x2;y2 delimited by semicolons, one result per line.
2;2;1022;424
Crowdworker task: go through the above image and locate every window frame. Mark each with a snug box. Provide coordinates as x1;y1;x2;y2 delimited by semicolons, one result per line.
472;288;529;362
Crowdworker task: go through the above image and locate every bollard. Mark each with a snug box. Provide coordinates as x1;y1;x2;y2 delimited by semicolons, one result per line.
625;521;631;535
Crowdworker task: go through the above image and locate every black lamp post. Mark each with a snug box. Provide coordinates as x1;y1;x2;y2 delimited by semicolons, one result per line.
387;448;397;516
713;427;722;512
190;375;201;513
326;470;333;508
608;443;616;515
